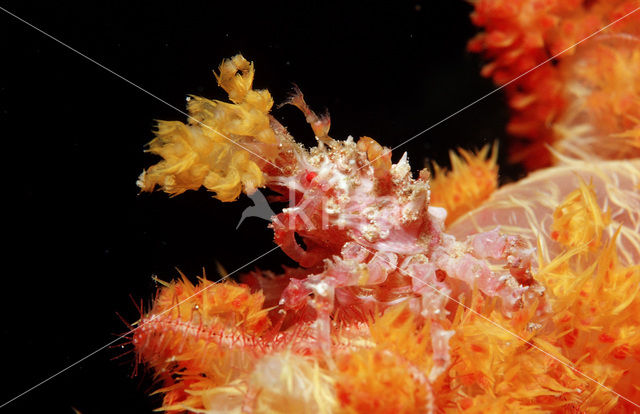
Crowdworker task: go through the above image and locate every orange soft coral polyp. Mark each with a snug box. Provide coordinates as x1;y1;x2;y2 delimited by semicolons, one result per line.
429;144;498;225
469;0;640;170
550;178;610;251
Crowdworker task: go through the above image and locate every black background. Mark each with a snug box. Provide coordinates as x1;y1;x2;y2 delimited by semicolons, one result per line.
1;1;516;412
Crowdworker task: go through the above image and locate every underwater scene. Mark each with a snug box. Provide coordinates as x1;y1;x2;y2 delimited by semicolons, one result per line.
2;0;640;412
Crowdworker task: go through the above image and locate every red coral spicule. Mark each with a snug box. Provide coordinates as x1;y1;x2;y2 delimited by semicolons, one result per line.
133;55;639;413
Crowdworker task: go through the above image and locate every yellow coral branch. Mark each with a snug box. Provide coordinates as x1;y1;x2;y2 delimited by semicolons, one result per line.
138;55;277;201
